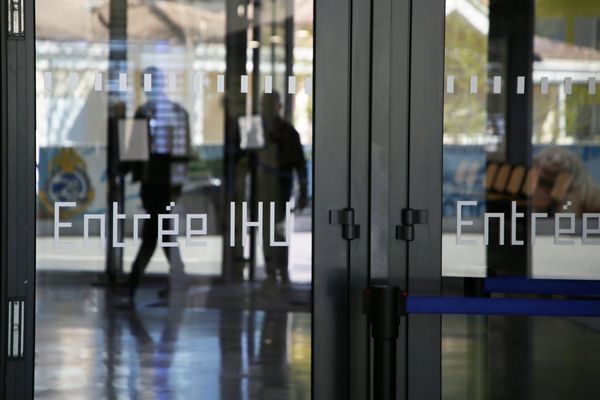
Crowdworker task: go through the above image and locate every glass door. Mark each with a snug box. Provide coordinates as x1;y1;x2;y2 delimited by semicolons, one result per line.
399;0;600;399
31;0;367;399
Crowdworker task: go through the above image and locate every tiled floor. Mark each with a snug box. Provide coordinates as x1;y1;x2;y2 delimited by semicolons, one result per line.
35;277;311;400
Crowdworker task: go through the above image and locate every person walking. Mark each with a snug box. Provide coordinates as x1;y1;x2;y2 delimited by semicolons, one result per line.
255;92;308;286
126;66;191;301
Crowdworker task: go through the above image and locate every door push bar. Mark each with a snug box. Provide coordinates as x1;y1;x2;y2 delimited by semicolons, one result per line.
364;285;600;399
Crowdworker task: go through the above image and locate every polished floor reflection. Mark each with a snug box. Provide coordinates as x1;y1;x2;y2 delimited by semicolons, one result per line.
38;275;600;400
35;275;311;400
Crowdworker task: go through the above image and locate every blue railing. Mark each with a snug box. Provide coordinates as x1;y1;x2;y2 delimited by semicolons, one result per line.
402;277;600;316
406;296;600;317
484;277;600;296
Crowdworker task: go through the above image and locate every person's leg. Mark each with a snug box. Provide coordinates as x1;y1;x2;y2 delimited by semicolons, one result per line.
160;202;188;295
272;202;290;284
233;162;249;281
263;201;291;283
277;247;290;283
262;202;277;283
162;241;187;290
129;200;159;298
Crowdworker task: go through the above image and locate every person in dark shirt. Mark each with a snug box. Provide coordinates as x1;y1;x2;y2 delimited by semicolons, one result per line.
255;92;308;285
127;66;191;301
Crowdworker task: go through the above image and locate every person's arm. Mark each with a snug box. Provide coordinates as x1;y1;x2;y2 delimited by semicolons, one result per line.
179;107;193;162
121;106;147;181
290;127;309;210
186;109;192;159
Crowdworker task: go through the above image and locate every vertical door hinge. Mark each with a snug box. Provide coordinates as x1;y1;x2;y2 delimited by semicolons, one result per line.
396;208;427;241
7;298;25;360
329;208;360;240
8;0;26;38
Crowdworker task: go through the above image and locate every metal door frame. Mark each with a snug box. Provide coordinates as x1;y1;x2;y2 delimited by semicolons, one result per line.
313;0;372;398
375;0;446;398
368;0;412;398
405;0;445;399
367;0;445;397
1;0;37;397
